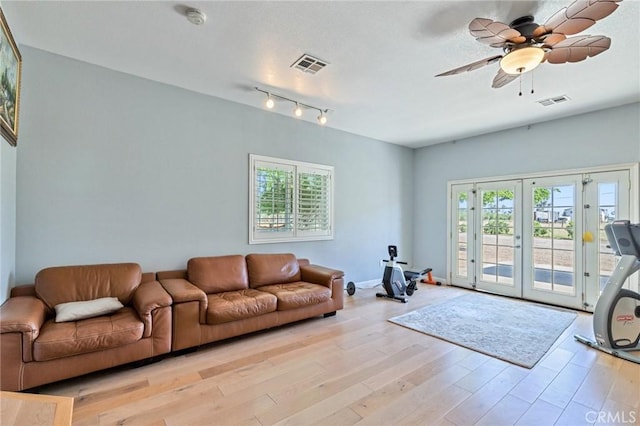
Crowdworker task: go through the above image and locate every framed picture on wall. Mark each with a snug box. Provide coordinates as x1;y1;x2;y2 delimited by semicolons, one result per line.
0;7;22;147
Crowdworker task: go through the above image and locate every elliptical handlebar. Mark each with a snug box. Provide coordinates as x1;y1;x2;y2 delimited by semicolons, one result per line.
382;259;408;265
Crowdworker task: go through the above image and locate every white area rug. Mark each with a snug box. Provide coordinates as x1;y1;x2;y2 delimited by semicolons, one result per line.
389;292;577;368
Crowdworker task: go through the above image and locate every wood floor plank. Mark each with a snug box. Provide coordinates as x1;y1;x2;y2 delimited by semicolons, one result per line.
396;383;472;425
165;393;276;426
554;400;594;426
354;364;473;425
474;394;531;426
72;373;203;422
454;357;509;393
349;379;416;418
607;359;640;409
514;398;563;425
273;383;372;426
572;362;618;410
508;365;559;404
444;364;529;425
311;406;362;426
538;361;590;409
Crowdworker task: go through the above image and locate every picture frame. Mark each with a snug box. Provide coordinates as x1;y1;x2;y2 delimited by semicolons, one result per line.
0;7;22;147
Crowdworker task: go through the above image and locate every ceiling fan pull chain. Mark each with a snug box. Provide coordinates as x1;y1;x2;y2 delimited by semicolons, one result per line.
531;71;535;94
518;71;523;96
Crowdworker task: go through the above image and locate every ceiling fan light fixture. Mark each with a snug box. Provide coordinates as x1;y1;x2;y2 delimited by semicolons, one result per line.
500;46;545;75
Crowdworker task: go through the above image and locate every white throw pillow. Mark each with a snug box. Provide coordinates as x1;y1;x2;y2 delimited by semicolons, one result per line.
55;297;124;322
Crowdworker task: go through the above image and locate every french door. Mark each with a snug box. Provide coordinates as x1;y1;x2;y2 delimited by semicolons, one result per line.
450;168;632;310
450;179;522;298
522;175;583;308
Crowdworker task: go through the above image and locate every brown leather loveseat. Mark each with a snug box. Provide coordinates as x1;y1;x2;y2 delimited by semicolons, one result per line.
158;253;344;351
0;263;172;391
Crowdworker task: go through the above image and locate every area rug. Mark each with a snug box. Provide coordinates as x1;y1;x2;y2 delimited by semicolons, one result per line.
388;293;577;368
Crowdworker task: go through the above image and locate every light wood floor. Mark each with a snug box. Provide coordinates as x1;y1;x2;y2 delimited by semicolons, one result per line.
36;285;639;426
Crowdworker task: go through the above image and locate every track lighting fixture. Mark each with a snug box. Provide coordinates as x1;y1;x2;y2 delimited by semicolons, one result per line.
254;87;329;125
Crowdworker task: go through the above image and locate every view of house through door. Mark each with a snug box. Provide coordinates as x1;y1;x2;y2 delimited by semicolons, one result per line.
449;167;633;311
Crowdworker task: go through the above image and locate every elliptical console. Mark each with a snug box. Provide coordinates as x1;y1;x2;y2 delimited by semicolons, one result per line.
575;220;640;364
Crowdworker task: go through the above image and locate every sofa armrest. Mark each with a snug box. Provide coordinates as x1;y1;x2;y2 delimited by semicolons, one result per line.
10;284;36;298
159;278;207;323
300;264;345;288
0;296;48;363
132;281;173;338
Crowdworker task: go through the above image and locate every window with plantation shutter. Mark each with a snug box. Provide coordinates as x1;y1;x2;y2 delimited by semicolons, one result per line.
250;154;334;244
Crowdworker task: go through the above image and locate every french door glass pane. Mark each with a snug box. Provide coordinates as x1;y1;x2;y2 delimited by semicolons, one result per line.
598;182;617;292
481;189;514;285
457;193;468;277
531;184;576;295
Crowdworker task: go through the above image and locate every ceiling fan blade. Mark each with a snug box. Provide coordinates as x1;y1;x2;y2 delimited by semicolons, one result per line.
541;33;568;47
435;55;502;77
546;35;611;63
469;18;526;47
492;69;519;89
543;0;621;36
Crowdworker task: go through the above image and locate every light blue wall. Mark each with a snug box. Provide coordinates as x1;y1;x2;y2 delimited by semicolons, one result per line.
11;46;640;289
0;0;17;303
413;102;640;280
15;47;414;284
1;131;17;303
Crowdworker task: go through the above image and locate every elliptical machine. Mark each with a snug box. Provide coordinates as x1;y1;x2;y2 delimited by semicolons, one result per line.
575;220;640;364
376;245;427;303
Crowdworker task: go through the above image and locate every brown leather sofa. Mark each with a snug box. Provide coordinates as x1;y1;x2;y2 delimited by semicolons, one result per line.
158;253;344;351
0;263;172;391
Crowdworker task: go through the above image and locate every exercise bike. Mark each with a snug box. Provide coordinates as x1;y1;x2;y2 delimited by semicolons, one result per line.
575;220;640;364
376;245;428;303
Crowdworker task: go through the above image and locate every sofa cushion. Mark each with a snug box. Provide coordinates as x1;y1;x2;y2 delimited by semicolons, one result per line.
55;297;124;322
188;255;249;293
246;253;301;288
33;307;144;362
35;263;142;310
206;290;277;325
258;282;331;310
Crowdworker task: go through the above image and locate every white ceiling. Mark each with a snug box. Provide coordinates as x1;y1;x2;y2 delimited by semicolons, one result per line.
2;1;639;148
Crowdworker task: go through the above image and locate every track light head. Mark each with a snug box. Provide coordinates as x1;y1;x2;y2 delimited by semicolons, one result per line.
317;111;327;125
265;94;275;109
293;103;303;117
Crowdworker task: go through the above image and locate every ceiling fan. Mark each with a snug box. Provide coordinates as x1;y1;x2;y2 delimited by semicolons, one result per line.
435;0;622;90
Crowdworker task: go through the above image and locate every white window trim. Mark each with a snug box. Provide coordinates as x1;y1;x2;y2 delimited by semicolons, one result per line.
249;154;334;244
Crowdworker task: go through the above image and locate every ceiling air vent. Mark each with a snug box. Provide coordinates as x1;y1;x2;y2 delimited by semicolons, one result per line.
291;54;328;74
537;95;571;106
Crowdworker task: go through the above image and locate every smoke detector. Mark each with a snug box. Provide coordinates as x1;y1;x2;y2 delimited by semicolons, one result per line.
186;8;206;25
